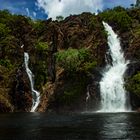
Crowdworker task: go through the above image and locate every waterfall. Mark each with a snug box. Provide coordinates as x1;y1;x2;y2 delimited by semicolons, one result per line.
24;52;40;112
99;22;130;112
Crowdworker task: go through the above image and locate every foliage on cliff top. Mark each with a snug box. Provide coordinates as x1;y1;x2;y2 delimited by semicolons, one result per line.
99;6;132;32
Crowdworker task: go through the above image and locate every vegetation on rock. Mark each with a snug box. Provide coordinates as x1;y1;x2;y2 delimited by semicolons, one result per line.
126;72;140;97
99;6;132;32
56;48;94;72
0;6;140;112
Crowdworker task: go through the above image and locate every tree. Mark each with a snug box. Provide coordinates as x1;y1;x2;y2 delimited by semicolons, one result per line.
126;72;140;97
99;6;132;32
56;16;64;21
0;23;11;39
136;0;140;7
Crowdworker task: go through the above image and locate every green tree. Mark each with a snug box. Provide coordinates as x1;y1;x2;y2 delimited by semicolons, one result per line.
56;16;64;21
35;41;49;51
99;6;132;32
56;48;95;72
136;0;140;7
126;72;140;97
0;23;11;39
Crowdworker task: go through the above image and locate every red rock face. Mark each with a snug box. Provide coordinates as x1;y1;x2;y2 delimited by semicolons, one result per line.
1;9;140;112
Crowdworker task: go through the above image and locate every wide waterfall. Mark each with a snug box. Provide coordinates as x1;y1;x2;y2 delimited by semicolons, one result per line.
99;22;130;112
24;52;40;112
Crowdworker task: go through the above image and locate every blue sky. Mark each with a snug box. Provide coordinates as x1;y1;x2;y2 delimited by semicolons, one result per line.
103;0;135;8
0;0;136;19
0;0;48;19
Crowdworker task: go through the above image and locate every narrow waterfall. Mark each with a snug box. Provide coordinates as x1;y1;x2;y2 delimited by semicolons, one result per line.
99;22;130;112
24;52;40;112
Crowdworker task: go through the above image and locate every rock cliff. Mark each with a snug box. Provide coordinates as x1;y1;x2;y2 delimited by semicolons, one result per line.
0;7;140;112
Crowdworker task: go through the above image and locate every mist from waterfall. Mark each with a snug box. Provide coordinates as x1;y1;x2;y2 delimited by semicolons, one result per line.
24;52;40;112
99;22;130;112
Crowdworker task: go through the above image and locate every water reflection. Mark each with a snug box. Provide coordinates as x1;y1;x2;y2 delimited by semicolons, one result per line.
0;113;139;140
99;114;130;139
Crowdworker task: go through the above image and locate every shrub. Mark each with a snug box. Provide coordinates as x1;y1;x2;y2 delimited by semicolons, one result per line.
56;16;64;21
126;72;140;97
0;23;11;39
56;48;90;72
0;59;13;69
31;20;45;31
35;41;49;51
88;16;101;31
34;61;48;89
99;6;132;32
82;61;97;72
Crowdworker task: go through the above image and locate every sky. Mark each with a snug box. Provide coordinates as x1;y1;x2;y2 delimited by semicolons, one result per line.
0;0;136;19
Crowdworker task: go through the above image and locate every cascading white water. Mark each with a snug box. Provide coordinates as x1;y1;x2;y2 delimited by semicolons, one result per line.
99;22;130;112
24;52;40;112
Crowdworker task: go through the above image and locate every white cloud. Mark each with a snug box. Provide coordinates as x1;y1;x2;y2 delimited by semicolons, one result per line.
37;0;103;19
33;12;37;18
25;8;37;19
25;8;30;16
